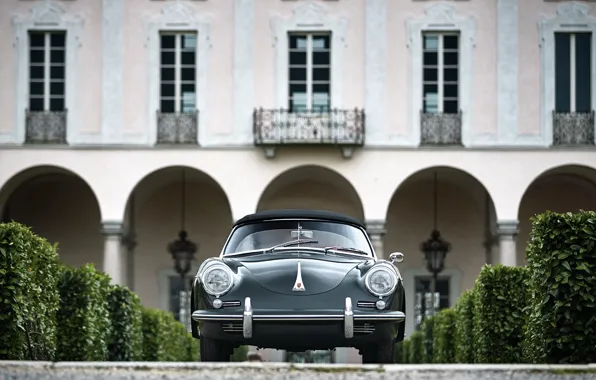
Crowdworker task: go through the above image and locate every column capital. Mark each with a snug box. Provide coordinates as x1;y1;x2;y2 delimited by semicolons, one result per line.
496;220;519;237
365;219;386;236
101;220;125;237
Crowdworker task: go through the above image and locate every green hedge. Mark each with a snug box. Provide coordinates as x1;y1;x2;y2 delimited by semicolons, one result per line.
473;264;527;364
141;308;198;361
401;340;411;363
432;308;456;363
420;316;434;363
0;222;61;360
56;264;112;361
525;211;596;364
107;285;143;361
408;330;424;364
454;289;475;363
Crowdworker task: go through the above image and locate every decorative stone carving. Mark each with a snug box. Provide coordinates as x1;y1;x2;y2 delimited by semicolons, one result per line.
9;0;84;145
405;3;476;147
145;1;213;146
539;2;596;146
420;112;462;145
552;111;595;146
270;1;349;109
156;110;199;145
25;110;67;144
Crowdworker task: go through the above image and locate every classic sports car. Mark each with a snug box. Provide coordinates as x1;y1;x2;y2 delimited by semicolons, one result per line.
190;209;406;363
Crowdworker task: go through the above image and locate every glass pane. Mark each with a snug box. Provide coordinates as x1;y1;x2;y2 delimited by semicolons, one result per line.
312;93;329;112
289;67;307;81
161;99;175;113
443;35;459;50
182;34;197;50
49;97;64;111
444;52;458;66
290;94;308;112
313;83;329;95
29;97;44;111
290;83;307;97
161;51;175;65
180;92;196;112
555;33;571;113
423;68;437;82
444;100;459;114
312;35;330;50
50;33;66;48
160;83;175;97
444;84;458;98
313;52;330;65
161;67;175;82
289;35;307;50
444;68;458;82
423;52;437;66
30;50;45;64
50;81;64;96
29;81;44;96
289;51;307;65
50;65;64;80
181;67;195;81
30;65;44;80
181;51;195;65
313;68;329;81
423;95;439;113
30;33;45;48
161;34;176;49
575;33;592;113
423;84;438;97
50;50;64;64
423;35;438;51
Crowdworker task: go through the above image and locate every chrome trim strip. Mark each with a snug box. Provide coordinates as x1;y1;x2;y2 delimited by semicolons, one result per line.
192;311;405;323
243;297;253;339
344;297;354;339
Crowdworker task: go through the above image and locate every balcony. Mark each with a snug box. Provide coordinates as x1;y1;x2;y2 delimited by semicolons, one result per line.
25;109;67;144
253;108;365;158
419;111;462;146
552;111;595;146
156;110;199;145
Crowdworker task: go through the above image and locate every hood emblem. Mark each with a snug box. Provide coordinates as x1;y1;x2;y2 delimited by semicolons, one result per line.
292;261;305;292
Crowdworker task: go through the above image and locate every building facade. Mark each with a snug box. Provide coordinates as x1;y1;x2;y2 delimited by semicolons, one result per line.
1;0;596;363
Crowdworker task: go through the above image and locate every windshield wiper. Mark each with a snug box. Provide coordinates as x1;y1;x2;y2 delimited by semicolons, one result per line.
323;247;369;256
263;239;319;253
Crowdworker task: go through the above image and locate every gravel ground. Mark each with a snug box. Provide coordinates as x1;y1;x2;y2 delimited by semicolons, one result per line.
1;362;596;380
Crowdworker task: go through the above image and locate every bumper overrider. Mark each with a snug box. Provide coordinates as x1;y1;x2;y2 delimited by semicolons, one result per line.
191;296;406;339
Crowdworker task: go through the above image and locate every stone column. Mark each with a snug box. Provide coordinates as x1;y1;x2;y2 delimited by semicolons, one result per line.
366;220;386;260
102;221;124;285
497;220;519;266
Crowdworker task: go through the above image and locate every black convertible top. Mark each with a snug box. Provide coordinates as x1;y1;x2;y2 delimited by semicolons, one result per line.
235;209;365;228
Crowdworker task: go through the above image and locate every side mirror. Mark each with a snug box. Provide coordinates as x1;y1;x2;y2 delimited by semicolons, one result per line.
389;252;404;264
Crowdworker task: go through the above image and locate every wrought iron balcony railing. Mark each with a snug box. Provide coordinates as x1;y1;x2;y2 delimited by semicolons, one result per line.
552;111;595;146
25;109;67;144
420;111;462;146
253;108;365;158
156;110;199;145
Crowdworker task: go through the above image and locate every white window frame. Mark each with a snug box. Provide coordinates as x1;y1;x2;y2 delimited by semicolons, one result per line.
146;1;212;145
421;32;460;114
406;3;476;147
554;32;592;113
29;31;67;112
539;2;596;146
270;1;347;110
159;31;198;114
157;264;201;313
287;32;332;112
9;1;84;144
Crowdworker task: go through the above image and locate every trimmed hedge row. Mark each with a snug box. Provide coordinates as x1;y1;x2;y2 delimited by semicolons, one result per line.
396;210;596;365
0;222;204;362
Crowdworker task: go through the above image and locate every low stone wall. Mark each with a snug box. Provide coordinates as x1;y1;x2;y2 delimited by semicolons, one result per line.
1;362;596;380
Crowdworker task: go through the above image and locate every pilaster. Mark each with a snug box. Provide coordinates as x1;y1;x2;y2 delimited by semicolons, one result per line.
365;219;386;259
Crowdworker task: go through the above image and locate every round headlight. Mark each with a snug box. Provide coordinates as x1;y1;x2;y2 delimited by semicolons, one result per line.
364;265;398;297
201;265;234;296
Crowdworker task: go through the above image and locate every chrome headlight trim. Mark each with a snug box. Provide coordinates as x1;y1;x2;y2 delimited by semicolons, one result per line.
199;263;235;296
364;263;399;297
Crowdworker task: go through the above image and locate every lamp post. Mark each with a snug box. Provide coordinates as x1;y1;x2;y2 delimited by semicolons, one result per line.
419;171;451;318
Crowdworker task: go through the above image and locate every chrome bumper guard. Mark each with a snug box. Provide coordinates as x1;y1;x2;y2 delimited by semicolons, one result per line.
192;296;405;339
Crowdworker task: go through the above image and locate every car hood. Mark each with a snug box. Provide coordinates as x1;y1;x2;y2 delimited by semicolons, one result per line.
232;256;363;296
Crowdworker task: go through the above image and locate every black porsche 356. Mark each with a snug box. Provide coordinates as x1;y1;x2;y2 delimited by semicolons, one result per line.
190;209;406;363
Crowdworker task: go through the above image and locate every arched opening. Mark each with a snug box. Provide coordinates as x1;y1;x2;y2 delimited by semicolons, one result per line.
257;165;364;221
0;165;103;269
385;166;496;336
122;165;233;317
517;164;596;265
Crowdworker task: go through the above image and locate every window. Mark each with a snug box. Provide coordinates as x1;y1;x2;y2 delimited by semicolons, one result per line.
288;33;331;113
413;276;450;329
422;33;459;114
555;32;592;113
169;275;193;323
29;31;66;112
160;32;197;114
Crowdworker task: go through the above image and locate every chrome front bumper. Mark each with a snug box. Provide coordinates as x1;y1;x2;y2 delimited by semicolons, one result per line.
191;296;405;340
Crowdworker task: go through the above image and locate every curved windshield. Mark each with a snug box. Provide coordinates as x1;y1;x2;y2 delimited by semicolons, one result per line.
223;220;373;256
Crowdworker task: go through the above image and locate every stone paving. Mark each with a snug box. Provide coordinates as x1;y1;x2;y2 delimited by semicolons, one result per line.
1;362;596;380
